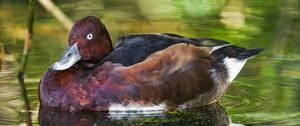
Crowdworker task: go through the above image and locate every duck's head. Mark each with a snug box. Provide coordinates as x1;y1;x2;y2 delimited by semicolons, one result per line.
52;16;113;70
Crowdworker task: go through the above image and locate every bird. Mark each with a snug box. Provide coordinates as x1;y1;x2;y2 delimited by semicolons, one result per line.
39;16;263;112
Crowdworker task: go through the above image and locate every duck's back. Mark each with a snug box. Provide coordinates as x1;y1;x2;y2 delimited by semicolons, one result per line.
100;33;229;66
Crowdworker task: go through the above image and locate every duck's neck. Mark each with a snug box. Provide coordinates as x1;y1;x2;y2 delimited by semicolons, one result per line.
76;61;98;68
73;50;112;79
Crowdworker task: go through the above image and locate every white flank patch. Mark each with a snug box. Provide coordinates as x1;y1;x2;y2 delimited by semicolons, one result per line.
108;103;166;116
223;57;247;83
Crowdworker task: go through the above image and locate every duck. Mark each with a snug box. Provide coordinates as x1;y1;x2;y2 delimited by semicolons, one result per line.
39;16;263;112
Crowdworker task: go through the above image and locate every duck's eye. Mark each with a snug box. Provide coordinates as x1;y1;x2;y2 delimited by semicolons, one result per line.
86;33;93;40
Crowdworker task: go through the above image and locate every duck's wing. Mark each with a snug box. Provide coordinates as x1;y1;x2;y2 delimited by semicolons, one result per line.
113;33;190;49
98;43;224;109
114;33;229;48
102;33;229;66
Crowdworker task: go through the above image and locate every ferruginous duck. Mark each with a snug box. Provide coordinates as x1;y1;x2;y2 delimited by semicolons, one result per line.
39;16;263;112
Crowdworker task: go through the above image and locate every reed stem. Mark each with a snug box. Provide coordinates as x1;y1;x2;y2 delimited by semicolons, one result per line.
38;0;73;30
18;0;36;125
0;45;3;71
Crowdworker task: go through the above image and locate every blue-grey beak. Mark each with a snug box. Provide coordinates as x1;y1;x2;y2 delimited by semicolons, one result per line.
51;43;81;70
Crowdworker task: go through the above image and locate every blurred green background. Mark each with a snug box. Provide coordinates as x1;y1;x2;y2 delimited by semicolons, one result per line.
1;0;300;125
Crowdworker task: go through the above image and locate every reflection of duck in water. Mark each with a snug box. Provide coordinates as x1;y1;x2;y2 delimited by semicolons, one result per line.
39;16;263;112
39;103;238;126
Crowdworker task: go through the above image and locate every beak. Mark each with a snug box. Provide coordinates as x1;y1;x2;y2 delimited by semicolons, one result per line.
51;43;81;70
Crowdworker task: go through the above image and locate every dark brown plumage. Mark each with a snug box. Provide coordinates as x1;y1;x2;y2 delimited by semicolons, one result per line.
39;16;263;112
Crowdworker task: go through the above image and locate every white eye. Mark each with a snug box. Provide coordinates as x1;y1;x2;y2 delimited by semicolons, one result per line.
86;33;93;40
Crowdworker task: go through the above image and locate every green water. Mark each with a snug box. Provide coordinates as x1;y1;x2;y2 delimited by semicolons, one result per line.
1;0;300;125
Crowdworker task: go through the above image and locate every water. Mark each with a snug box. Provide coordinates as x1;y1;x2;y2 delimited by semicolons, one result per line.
1;0;300;125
